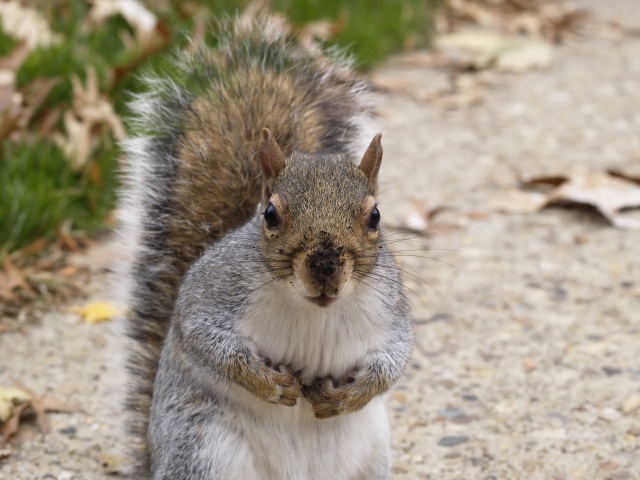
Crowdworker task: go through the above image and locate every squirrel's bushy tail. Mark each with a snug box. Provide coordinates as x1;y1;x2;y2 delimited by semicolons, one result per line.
119;8;374;477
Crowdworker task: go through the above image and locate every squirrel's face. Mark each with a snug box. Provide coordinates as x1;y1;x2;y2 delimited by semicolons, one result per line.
257;129;384;308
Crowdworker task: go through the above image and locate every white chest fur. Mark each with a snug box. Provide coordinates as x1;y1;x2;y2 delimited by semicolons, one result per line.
238;281;390;384
224;281;392;479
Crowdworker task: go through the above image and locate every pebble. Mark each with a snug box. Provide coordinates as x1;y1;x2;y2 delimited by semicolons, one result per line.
437;408;464;419
622;394;640;415
599;408;621;421
602;366;623;376
437;436;469;447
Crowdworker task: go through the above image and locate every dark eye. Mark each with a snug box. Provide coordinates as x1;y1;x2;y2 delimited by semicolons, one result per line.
264;202;279;229
368;207;380;230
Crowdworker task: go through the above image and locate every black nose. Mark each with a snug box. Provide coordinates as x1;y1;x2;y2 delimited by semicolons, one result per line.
307;249;342;283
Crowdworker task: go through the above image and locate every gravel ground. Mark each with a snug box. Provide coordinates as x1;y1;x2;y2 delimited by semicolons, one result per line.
2;1;639;479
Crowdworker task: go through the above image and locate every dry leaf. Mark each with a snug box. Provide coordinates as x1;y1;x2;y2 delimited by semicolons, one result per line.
0;2;62;49
0;255;34;302
436;30;553;72
72;301;120;324
546;172;640;229
494;39;553;72
89;0;165;55
54;67;126;169
608;168;640;186
443;0;588;44
489;189;548;214
1;381;79;447
506;171;640;229
56;228;80;252
0;387;31;422
1;402;28;447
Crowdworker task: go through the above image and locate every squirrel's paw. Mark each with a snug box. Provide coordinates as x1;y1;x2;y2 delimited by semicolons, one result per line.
302;370;374;419
251;357;301;407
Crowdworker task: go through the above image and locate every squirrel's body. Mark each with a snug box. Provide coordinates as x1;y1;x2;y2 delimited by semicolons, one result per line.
120;10;412;479
150;217;401;479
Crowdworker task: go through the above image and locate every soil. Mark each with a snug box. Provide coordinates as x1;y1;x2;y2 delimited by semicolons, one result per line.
2;1;639;479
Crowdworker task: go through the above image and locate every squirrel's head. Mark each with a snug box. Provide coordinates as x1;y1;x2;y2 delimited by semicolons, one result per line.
258;128;383;308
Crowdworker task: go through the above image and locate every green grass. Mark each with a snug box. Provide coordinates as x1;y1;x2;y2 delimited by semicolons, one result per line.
1;139;117;250
1;0;440;253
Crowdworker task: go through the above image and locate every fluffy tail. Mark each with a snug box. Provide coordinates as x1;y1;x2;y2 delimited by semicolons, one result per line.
119;9;375;477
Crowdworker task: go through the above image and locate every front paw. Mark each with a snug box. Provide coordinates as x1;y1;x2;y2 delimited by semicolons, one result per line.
302;372;374;419
252;358;301;406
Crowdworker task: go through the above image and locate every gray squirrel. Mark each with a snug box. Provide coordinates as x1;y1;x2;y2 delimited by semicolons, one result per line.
119;9;413;480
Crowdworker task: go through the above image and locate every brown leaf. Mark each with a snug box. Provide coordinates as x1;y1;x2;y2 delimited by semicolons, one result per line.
56;228;80;252
519;174;568;189
40;396;81;414
507;171;640;229
9;380;79;438
608;168;640;186
0;255;34;301
19;238;47;255
1;401;29;446
547;172;640;229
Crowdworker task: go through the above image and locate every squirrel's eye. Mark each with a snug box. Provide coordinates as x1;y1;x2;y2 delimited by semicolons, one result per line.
264;203;279;229
368;207;380;230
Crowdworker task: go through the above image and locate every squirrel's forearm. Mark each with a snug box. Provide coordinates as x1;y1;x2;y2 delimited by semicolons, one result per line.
364;317;413;394
172;314;256;386
172;314;300;405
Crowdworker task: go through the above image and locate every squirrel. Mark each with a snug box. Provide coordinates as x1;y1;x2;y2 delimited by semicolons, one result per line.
119;8;413;480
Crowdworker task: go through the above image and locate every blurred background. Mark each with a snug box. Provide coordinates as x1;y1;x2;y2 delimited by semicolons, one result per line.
0;0;439;256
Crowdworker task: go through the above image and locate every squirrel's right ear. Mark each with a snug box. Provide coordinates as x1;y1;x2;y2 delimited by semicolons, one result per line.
359;133;383;192
259;128;286;183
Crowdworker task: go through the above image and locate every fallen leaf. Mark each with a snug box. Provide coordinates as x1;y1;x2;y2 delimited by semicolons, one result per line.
489;189;548;213
19;238;48;255
56;228;80;252
0;401;28;447
608;168;640;186
72;301;120;324
1;381;79;447
519;174;568;188
89;0;158;48
0;255;34;301
501;171;640;228
442;0;588;44
547;172;640;229
54;67;126;169
436;30;553;72
0;2;62;49
0;387;31;422
394;200;450;234
494;39;553;73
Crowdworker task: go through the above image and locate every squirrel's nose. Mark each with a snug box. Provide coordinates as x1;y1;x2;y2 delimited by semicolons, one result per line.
307;250;343;284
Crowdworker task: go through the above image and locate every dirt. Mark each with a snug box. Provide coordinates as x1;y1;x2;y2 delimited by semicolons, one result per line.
2;1;640;479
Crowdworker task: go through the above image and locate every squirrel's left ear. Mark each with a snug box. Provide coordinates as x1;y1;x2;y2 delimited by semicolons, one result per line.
259;128;286;181
259;128;286;199
359;133;383;192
